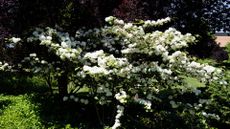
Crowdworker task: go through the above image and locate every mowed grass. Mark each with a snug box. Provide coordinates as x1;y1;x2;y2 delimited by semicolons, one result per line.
0;75;50;129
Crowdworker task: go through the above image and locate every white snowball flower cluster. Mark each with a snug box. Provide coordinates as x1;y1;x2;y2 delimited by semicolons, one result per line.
111;105;124;129
83;50;132;78
201;111;220;121
105;16;115;23
115;91;128;104
143;17;171;27
84;50;104;63
27;27;82;61
0;62;11;71
63;95;89;104
134;97;152;110
5;37;21;48
83;65;109;75
20;53;55;74
106;16;171;28
11;37;21;43
185;61;221;82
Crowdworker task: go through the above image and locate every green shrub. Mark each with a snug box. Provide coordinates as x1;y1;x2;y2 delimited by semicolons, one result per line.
224;43;230;59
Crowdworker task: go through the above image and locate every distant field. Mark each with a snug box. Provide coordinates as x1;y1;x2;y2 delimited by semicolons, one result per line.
215;36;230;47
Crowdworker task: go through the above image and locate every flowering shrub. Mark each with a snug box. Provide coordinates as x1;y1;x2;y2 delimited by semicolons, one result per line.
4;16;228;128
0;62;11;71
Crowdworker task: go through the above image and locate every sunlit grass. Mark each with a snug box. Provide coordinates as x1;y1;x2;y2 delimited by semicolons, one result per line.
0;94;43;129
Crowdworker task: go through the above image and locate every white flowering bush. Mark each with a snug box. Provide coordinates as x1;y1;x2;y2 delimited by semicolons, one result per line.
4;16;228;128
0;62;11;71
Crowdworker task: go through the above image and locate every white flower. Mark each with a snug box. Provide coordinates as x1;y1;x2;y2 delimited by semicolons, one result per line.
105;16;114;22
83;65;109;75
134;97;152;110
189;61;201;68
171;51;182;57
121;48;131;54
202;111;207;116
155;45;166;55
11;37;21;43
115;91;128;104
203;65;215;74
61;42;69;48
163;69;172;75
63;96;68;101
145;101;152;110
165;17;171;22
97;57;107;68
124;23;133;29
126;33;133;38
145;20;151;24
41;60;47;64
39;35;46;40
112;105;124;129
29;53;37;57
57;48;69;58
115;19;124;25
112;121;121;129
216;69;222;74
46;36;52;40
84;50;104;60
41;39;52;45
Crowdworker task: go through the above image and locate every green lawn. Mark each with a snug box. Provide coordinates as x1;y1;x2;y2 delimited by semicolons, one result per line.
0;94;43;129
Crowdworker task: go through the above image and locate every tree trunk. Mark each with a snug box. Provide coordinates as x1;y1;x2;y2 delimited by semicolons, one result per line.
58;71;68;97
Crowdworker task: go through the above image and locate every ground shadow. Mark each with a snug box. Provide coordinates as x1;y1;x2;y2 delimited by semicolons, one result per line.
29;93;116;129
0;73;49;95
0;100;12;113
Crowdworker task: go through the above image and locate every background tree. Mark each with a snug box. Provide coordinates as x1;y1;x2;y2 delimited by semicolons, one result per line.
0;0;19;60
165;0;229;58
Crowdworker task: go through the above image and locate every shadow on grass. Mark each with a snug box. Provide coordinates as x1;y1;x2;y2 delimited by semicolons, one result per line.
29;93;116;129
0;100;12;113
0;73;115;128
1;72;229;128
0;72;49;95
